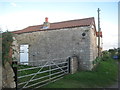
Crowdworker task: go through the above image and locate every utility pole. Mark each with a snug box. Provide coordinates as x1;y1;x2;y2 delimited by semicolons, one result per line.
97;8;101;57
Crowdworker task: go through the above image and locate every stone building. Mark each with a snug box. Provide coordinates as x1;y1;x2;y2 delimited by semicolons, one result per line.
12;17;98;70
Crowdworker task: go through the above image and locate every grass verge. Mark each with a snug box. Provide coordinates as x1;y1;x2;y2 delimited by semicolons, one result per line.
43;58;118;88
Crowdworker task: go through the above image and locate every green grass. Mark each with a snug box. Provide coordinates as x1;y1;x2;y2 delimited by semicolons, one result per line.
17;64;66;88
18;65;50;88
43;58;118;88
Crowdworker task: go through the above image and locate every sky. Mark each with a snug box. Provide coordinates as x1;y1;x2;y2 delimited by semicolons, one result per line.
0;1;119;50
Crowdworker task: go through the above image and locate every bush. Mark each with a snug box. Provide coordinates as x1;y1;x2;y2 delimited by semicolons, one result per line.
102;55;111;61
92;57;101;65
102;51;111;61
2;31;14;65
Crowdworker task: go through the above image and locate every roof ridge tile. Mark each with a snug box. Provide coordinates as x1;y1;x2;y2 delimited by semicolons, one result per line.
12;17;95;34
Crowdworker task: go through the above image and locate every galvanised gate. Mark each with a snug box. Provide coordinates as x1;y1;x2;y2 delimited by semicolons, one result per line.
14;58;70;89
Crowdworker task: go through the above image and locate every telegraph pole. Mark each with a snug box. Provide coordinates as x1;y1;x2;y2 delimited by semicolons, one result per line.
97;8;101;57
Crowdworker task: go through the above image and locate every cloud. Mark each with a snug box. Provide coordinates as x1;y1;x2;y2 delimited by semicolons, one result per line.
101;21;118;50
10;2;17;7
0;10;84;31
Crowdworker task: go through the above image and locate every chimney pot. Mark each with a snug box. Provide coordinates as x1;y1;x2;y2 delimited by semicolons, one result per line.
45;17;48;22
43;17;50;29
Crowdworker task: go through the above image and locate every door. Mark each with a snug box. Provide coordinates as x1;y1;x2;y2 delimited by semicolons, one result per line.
20;45;29;65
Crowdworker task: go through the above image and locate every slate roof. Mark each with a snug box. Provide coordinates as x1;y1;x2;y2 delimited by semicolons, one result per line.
13;17;96;34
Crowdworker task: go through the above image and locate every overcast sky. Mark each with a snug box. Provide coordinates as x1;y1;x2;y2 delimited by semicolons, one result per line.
0;1;119;50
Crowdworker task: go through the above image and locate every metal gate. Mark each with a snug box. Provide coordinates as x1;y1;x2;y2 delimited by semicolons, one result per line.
17;58;70;89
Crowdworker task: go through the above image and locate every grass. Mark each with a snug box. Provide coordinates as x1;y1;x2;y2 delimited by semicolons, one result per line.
43;58;118;88
17;64;67;88
18;65;50;88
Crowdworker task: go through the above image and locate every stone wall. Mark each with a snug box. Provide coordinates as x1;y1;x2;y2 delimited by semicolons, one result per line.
89;26;98;69
2;62;16;88
14;26;97;70
12;37;19;62
69;56;78;74
78;26;97;70
0;66;2;89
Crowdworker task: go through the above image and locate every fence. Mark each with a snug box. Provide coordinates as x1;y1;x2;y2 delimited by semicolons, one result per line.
16;58;70;89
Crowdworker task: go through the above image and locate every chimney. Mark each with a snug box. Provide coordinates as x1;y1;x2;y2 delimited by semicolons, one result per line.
45;17;48;22
43;17;50;29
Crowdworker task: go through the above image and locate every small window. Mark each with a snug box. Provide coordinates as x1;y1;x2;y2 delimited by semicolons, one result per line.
82;33;86;36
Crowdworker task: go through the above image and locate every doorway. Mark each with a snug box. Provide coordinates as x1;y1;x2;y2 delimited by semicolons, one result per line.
20;45;29;65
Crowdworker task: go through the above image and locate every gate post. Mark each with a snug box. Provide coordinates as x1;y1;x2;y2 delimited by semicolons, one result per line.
68;56;78;74
49;61;52;81
68;57;71;73
12;60;18;90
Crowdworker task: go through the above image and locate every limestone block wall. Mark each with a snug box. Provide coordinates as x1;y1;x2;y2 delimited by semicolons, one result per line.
2;62;16;88
15;26;97;70
88;26;98;70
69;56;78;74
0;71;1;88
12;37;19;62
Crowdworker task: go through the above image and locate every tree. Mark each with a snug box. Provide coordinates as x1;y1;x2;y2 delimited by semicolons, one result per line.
102;50;111;61
118;48;120;60
108;48;117;58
